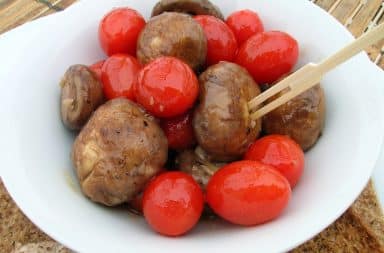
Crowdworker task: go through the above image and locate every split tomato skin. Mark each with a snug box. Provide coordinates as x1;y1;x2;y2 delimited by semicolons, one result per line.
236;31;299;84
135;57;199;118
206;160;291;226
143;172;204;236
101;54;141;101
99;8;146;56
244;135;305;188
226;9;264;45
194;15;238;66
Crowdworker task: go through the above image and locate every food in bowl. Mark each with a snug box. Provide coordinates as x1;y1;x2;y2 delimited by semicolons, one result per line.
151;0;224;20
137;12;207;71
193;61;262;161
194;15;238;66
60;65;105;130
71;98;168;206
59;0;325;236
262;83;326;151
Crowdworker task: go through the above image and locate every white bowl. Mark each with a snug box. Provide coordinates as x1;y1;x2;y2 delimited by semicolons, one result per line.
1;0;384;252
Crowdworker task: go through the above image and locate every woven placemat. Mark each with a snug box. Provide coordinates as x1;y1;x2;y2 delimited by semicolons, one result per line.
1;0;384;252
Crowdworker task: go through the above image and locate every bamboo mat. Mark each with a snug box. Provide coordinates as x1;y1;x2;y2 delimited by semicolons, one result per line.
0;0;384;252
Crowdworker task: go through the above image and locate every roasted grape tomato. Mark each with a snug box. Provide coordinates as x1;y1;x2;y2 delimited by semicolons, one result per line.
99;8;146;56
101;54;141;101
245;135;304;188
236;31;299;84
143;172;204;236
135;57;199;118
226;9;264;45
161;111;196;150
206;160;291;226
194;15;238;66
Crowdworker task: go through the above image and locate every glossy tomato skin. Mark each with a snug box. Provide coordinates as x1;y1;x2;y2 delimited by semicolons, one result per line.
99;8;146;56
236;31;299;84
101;54;141;101
226;10;264;45
244;135;304;188
160;111;196;150
135;57;199;118
143;172;204;236
194;15;238;66
206;160;291;226
89;60;105;80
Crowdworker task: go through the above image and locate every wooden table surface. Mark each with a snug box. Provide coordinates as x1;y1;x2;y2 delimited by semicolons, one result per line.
0;0;383;252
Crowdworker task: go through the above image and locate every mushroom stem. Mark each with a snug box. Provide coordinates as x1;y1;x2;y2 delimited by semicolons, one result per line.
62;98;75;109
195;146;219;175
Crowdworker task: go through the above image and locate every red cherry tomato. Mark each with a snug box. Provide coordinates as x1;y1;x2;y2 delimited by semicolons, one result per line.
135;57;199;118
143;172;204;236
160;111;196;150
226;9;264;45
236;31;299;84
244;135;304;188
194;15;238;66
101;54;141;100
99;8;146;56
89;60;105;80
206;160;291;226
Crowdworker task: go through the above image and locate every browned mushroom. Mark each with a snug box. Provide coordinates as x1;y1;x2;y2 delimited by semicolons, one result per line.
193;62;262;162
72;98;168;206
176;148;224;189
262;84;326;151
60;65;104;130
137;12;207;71
151;0;224;20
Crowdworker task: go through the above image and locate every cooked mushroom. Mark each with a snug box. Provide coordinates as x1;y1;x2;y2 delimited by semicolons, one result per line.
151;0;224;20
72;98;168;206
193;62;262;162
60;65;104;130
262;84;326;151
137;12;207;71
176;148;223;189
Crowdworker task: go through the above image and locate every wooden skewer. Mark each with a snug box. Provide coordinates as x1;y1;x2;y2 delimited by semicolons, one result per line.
248;22;384;120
